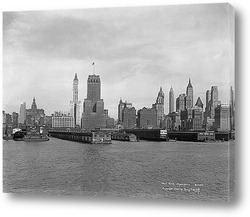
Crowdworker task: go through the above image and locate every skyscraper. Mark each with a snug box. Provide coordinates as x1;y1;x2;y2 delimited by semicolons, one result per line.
190;106;203;130
204;90;211;124
118;99;132;124
82;74;106;130
123;106;136;129
18;102;26;124
185;78;193;109
176;94;186;112
137;107;157;129
210;86;219;118
190;97;204;130
214;104;230;131
169;87;174;114
70;73;81;127
152;87;165;128
205;90;211;109
230;86;235;130
211;86;219;107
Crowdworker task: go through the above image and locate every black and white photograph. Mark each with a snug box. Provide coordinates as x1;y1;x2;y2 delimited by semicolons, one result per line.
2;3;235;202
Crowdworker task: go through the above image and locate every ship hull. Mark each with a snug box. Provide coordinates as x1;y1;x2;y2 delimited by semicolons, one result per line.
23;137;49;142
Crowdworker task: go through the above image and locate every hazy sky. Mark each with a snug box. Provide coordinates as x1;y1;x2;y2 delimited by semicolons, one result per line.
3;3;234;119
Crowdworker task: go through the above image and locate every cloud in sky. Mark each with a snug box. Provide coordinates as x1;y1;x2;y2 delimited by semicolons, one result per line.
3;3;234;118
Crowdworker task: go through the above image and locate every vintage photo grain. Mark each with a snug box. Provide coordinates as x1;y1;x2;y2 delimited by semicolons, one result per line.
2;3;235;202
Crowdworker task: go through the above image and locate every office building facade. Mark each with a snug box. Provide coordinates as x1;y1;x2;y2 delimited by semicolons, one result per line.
214;104;230;131
122;107;136;129
137;107;157;129
118;99;132;124
52;112;74;128
82;74;106;130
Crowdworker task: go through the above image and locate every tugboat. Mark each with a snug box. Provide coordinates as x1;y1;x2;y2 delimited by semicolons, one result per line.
23;126;49;142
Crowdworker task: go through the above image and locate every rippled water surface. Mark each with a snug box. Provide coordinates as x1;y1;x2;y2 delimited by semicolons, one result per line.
3;138;235;201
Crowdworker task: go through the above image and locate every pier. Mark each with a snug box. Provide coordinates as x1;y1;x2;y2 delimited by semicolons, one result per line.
167;131;234;142
122;129;234;142
49;129;112;144
123;129;168;141
49;129;93;143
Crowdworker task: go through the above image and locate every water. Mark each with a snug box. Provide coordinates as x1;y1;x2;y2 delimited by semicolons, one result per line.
3;138;235;201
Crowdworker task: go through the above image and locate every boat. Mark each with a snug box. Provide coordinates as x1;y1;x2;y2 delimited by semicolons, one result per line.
23;135;49;142
92;131;112;144
23;126;49;142
111;132;138;142
13;131;26;141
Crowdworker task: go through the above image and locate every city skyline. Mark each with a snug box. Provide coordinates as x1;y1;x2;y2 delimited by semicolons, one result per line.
3;74;233;119
3;4;234;118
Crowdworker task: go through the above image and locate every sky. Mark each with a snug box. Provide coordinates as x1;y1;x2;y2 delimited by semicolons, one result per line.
2;3;234;119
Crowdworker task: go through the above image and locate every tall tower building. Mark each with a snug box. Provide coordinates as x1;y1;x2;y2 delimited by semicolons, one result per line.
70;74;81;127
230;86;235;130
73;73;79;103
18;102;26;124
152;87;165;128
176;94;186;112
169;87;174;114
211;86;219;107
204;90;212;123
214;104;230;131
82;74;105;130
210;86;219;118
185;78;193;109
205;90;211;109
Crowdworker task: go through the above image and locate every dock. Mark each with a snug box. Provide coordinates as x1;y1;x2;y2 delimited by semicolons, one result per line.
49;129;112;144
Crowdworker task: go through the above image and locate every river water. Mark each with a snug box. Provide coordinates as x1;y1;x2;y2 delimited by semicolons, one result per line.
3;138;235;202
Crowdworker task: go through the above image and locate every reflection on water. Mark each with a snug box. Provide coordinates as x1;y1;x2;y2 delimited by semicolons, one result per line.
3;138;234;201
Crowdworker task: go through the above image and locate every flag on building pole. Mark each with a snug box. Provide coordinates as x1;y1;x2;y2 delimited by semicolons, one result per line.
92;62;95;74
